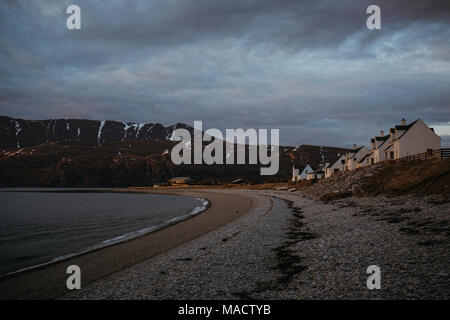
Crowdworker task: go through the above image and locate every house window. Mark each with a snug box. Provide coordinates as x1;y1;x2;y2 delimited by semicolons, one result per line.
390;151;394;159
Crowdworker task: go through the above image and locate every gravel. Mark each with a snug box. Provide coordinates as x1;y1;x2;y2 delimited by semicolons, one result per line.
61;189;450;300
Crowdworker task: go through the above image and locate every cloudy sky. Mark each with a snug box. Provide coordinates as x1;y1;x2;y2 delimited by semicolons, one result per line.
1;0;449;147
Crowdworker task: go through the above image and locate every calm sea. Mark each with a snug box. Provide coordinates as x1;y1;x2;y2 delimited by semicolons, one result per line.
0;190;205;276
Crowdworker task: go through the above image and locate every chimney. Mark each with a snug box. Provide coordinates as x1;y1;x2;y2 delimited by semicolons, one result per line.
353;144;357;150
401;118;406;126
380;130;384;137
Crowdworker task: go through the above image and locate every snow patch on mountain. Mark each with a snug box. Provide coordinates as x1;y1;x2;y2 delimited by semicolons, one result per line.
15;121;21;137
97;121;105;143
136;123;145;137
169;131;183;141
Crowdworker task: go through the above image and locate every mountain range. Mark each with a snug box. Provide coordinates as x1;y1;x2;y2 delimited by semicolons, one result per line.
0;116;192;150
0;115;348;187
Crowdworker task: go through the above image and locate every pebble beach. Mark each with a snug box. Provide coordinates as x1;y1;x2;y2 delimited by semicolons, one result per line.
61;189;450;300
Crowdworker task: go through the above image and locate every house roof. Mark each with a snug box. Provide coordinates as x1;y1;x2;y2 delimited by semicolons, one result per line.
348;146;363;156
376;135;391;149
292;160;307;170
293;162;316;173
359;153;370;163
291;145;349;170
397;119;419;140
375;136;389;142
382;119;421;149
395;120;417;131
329;153;345;167
370;133;390;151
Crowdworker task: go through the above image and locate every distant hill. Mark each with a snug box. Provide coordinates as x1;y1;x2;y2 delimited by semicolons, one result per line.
284;144;349;170
0;115;350;187
0;116;193;150
0;140;293;187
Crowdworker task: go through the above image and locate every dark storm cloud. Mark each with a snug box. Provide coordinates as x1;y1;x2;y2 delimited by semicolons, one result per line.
0;0;449;146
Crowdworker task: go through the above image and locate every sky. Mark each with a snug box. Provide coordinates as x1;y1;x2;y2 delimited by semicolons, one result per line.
0;0;449;147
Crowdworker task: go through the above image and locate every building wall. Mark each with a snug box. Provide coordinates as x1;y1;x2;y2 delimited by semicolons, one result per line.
397;120;441;158
300;165;313;180
370;134;393;163
325;154;345;178
391;140;400;160
307;172;324;180
292;167;299;182
356;160;367;169
292;164;313;181
346;146;369;171
366;153;375;166
374;142;386;163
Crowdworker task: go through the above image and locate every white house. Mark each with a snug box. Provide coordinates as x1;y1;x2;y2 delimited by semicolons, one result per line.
325;153;346;178
383;118;441;161
292;163;314;182
357;153;370;169
367;130;391;165
307;168;325;180
344;145;369;171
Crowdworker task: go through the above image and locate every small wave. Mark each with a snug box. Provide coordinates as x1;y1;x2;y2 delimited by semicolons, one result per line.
95;197;209;247
1;197;210;278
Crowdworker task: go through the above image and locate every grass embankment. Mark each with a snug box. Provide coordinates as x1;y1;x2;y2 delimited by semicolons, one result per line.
363;158;450;195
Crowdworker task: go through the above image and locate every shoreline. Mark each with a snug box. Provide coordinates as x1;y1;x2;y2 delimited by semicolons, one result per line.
2;188;448;300
0;191;210;279
0;189;254;300
63;189;449;300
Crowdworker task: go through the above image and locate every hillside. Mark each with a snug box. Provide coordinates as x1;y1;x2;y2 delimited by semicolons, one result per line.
297;158;450;199
362;158;450;196
0;115;354;187
0;140;294;187
284;144;349;170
